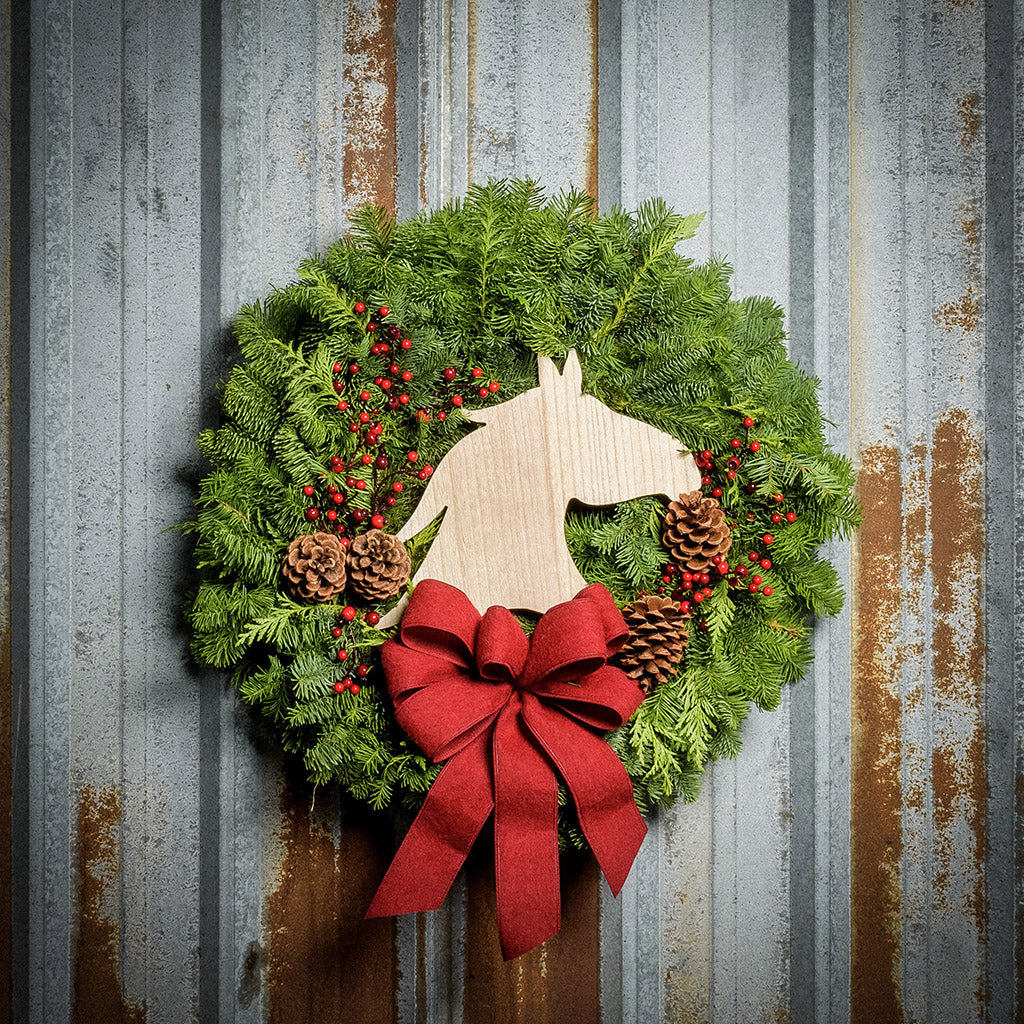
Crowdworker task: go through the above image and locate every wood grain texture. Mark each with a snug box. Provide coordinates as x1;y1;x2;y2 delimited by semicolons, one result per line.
382;351;700;624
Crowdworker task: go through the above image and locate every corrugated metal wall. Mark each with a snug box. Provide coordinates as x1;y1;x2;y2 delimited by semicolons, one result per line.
4;0;1021;1021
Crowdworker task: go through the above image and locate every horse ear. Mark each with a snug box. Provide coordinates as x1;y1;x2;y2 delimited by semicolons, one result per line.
537;355;560;391
561;349;583;395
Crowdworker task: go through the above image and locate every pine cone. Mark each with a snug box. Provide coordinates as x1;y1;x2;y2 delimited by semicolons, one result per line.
615;595;689;694
282;532;347;602
662;490;732;572
347;529;412;602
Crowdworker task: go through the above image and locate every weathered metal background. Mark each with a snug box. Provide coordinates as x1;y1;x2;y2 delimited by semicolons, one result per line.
4;0;1021;1021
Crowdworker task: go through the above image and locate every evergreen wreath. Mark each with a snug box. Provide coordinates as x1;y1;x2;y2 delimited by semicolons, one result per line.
186;179;860;845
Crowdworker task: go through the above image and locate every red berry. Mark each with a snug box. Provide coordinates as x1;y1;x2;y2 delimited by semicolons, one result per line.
337;400;348;411
349;422;359;433
379;305;390;317
443;367;457;381
366;322;377;333
370;514;385;529
680;601;691;614
341;606;356;621
726;470;736;480
360;390;371;402
303;484;316;497
354;302;366;314
332;493;344;504
749;551;759;562
375;455;389;469
437;411;447;420
701;475;712;486
355;480;366;491
472;367;483;378
682;572;693;584
451;395;463;407
326;509;338;522
333;362;343;373
360;454;372;465
399;394;410;404
748;582;760;593
356;664;369;677
771;513;782;524
407;451;418;462
334;681;347;693
743;417;755;428
762;586;773;596
773;493;784;503
749;441;761;452
349;363;359;374
366;611;381;625
693;592;705;604
736;565;749;577
700;574;710;585
401;370;412;382
717;562;729;574
763;534;774;545
352;510;365;522
701;450;713;461
786;512;797;523
730;438;742;449
305;507;320;520
392;481;403;492
380;379;392;390
702;587;712;597
489;381;500;392
746;482;757;493
359;411;370;424
478;387;489;398
385;495;396;507
760;558;772;570
712;487;723;497
337;649;348;661
332;627;343;638
401;338;412;349
349;684;360;695
752;575;763;586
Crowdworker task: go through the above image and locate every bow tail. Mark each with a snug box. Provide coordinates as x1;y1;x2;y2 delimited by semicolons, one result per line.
492;702;560;959
524;699;647;896
366;732;494;919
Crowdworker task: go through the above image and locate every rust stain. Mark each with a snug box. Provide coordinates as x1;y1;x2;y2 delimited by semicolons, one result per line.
267;782;398;1023
586;0;599;206
850;443;905;1024
928;410;986;948
343;0;398;218
957;93;980;147
934;283;980;335
73;786;146;1024
961;212;979;252
463;845;601;1023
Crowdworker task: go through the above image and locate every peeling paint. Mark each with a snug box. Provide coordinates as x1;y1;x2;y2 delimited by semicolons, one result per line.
462;848;600;1022
266;783;398;1023
957;93;980;147
343;0;398;218
928;410;987;985
851;444;905;1024
74;786;146;1024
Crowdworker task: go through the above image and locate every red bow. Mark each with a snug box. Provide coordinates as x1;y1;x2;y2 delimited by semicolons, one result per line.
365;579;647;959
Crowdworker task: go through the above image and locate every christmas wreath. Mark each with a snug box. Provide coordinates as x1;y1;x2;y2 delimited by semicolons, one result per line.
186;178;859;868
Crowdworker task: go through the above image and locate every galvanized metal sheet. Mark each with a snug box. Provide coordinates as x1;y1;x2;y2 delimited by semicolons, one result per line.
9;0;1024;1021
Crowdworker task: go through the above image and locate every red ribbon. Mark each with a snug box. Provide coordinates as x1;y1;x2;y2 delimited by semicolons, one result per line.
365;579;647;959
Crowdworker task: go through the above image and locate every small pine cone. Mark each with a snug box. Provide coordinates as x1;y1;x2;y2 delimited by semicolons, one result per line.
662;490;732;572
347;529;412;602
615;595;689;694
282;532;347;602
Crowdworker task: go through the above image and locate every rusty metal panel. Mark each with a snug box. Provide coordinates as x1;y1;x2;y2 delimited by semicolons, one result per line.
8;0;1024;1022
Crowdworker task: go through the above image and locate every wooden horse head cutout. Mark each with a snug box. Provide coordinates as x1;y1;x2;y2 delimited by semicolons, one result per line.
379;350;701;625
